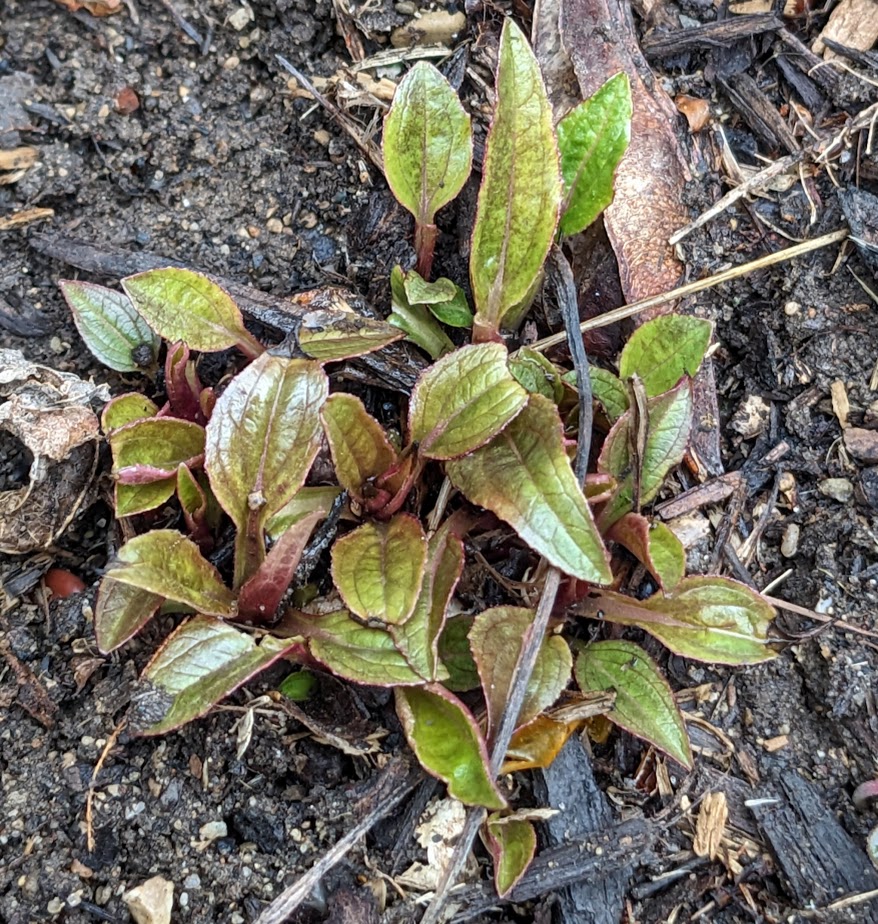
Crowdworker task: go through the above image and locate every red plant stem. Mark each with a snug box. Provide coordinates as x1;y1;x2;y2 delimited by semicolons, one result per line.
415;221;438;279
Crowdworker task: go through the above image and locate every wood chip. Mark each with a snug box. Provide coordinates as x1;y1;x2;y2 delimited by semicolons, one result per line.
813;0;878;59
764;734;789;752
830;380;850;428
843;427;878;463
0;146;38;172
0;208;54;230
693;792;728;860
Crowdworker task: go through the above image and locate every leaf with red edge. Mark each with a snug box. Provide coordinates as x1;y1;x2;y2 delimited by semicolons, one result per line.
94;577;164;653
321;394;400;502
470;18;561;339
122;268;264;357
618;315;712;398
105;529;237;616
109;417;206;517
292;609;424;685
101;394;159;432
409;342;528;460
576;577;777;665
597;381;692;529
59;279;160;373
205;354;328;583
331;515;428;626
165;341;207;424
575;640;692;768
266;486;344;541
469;607;572;740
396;685;506;809
485;815;537;898
502;715;576;773
390;523;463;680
131;616;297;735
237;509;325;622
297;310;405;361
177;463;207;532
607;513;685;590
447;395;612;584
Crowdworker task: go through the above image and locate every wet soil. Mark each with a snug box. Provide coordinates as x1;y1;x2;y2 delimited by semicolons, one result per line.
1;2;878;924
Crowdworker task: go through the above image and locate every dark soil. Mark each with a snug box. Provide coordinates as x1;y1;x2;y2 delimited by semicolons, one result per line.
2;2;878;924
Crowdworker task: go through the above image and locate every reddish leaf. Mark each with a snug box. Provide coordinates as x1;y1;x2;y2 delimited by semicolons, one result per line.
165;341;207;424
607;513;685;589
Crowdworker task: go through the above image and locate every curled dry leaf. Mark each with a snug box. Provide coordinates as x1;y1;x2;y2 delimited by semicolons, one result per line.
0;349;108;554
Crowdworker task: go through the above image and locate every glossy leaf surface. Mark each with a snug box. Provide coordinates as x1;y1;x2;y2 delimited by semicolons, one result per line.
607;513;685;590
409;343;528;459
109;418;205;517
396;685;506;809
598;382;692;529
447;395;612;584
60;280;160;372
403;271;473;329
470;19;561;338
122;268;262;355
383;61;472;224
557;73;632;236
297;310;404;361
101;394;158;432
391;525;464;681
299;609;424;685
105;530;237;616
321;394;399;502
485;816;537;897
438;615;480;692
205;354;328;533
469;607;572;738
575;640;692;768
579;577;777;664
618;315;713;397
94;577;164;653
134;616;294;735
332;516;428;626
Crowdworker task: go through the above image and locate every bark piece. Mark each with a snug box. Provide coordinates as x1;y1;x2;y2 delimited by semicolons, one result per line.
749;771;878;909
813;0;878;60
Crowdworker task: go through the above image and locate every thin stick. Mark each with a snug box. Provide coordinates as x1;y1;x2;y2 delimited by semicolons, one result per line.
762;593;878;641
86;719;126;852
547;246;592;481
525;229;848;354
256;760;419;924
669;153;802;245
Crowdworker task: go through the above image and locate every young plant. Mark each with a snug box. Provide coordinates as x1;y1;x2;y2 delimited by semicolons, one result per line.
60;19;776;901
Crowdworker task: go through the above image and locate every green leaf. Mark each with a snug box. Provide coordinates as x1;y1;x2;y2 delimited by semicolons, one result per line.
427;290;474;329
607;513;685;590
389;266;456;360
109;417;206;518
470;18;561;339
383;61;473;225
321;394;399;502
447;395;612;584
391;524;463;681
557;73;632;236
295;609;424;685
105;530;237;616
266;486;344;542
469;607;572;739
401;271;474;329
122;268;263;357
94;577;164;654
60;280;160;373
101;394;159;433
278;670;318;702
618;316;713;397
176;463;207;522
205;354;328;581
563;368;629;423
597;382;692;529
409;342;528;459
509;348;565;402
485;816;537;897
297;310;404;361
332;515;428;626
578;577;778;664
132;616;295;735
575;640;692;768
395;685;506;809
438;615;480;692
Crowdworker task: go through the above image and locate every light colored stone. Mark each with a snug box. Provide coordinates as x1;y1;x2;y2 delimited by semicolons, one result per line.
123;876;173;924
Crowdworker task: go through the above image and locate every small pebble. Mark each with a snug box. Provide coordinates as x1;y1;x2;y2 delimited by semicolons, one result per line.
819;478;853;503
781;523;800;558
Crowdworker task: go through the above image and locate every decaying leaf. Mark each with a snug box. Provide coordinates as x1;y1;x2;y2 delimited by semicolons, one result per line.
0;349;108;554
